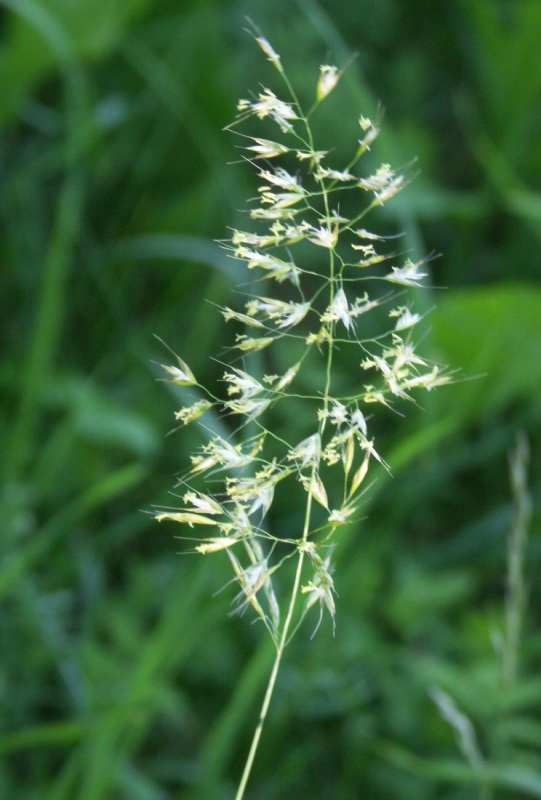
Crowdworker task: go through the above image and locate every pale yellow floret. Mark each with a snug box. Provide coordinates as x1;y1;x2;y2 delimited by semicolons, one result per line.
317;65;341;100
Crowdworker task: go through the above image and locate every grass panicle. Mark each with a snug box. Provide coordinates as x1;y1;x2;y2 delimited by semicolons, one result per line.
156;31;450;798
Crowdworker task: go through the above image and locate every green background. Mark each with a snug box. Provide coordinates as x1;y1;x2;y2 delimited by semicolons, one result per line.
1;0;540;797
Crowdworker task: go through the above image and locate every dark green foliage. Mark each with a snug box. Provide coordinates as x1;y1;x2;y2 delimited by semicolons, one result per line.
0;0;540;797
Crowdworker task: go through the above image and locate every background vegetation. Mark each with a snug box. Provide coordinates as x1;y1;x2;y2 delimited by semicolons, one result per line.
1;0;540;797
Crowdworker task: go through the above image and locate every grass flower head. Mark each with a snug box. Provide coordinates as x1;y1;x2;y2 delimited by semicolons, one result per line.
155;30;450;800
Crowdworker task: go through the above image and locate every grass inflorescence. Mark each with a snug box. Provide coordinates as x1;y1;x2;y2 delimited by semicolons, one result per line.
156;28;451;799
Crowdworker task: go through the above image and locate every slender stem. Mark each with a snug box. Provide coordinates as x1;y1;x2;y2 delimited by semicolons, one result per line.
236;448;318;798
235;52;339;800
235;184;336;800
502;433;531;692
234;543;308;800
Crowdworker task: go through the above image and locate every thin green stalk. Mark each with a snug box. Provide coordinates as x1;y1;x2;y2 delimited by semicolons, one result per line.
502;432;532;692
235;474;317;800
234;552;304;800
235;235;337;796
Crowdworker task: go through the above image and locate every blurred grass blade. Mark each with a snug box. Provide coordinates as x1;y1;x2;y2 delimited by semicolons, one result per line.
1;0;90;484
113;234;241;282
